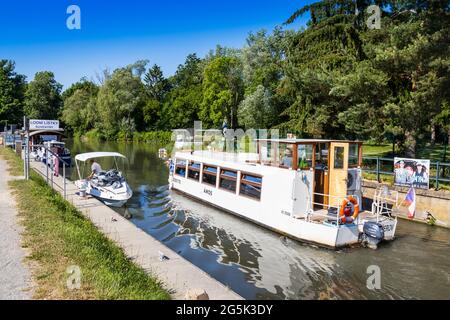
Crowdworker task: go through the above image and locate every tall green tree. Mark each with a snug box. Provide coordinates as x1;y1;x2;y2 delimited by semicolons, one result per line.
142;64;171;129
24;71;62;120
61;79;99;133
160;54;204;129
0;60;26;126
200;56;244;128
96;62;147;139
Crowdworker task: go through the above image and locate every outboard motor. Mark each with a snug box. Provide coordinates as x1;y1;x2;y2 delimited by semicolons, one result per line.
362;221;385;249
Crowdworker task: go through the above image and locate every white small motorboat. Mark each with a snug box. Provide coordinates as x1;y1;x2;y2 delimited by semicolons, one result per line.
74;152;133;207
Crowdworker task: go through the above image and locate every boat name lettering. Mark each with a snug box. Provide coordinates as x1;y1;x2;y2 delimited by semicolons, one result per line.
281;210;291;216
173;178;181;184
204;188;212;196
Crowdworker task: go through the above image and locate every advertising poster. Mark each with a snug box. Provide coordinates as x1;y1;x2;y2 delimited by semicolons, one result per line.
394;157;430;189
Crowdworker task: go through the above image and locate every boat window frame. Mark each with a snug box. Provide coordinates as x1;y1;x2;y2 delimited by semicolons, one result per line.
219;167;238;193
348;143;361;168
175;158;187;178
187;161;201;181
239;171;263;201
202;164;218;187
295;143;315;170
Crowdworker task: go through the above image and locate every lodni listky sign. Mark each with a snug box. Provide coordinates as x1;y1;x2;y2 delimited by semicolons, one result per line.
29;119;60;130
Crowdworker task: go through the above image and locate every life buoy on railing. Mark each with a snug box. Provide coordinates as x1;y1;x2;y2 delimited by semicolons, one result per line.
339;196;360;223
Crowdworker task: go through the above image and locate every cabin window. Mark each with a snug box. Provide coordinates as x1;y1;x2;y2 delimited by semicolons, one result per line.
202;165;217;186
175;159;187;177
279;144;294;168
349;143;359;167
298;144;313;169
315;143;329;169
240;173;262;200
187;162;201;181
334;147;345;169
219;169;237;192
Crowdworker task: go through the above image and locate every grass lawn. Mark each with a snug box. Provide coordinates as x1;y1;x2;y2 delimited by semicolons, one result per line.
0;146;170;300
362;142;449;161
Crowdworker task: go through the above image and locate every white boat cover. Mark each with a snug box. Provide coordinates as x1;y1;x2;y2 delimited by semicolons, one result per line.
75;152;126;162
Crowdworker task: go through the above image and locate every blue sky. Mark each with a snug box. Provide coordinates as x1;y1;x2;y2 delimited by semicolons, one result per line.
1;0;313;89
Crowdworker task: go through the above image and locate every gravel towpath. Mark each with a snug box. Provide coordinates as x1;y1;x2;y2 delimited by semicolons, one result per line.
0;158;33;299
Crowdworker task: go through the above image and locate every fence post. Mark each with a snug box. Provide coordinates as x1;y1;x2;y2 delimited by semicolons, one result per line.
435;161;440;190
63;162;66;199
376;157;380;183
51;157;53;190
46;149;49;184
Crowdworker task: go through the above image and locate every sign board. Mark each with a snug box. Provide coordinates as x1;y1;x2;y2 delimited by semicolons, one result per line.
394;157;430;189
29;119;60;130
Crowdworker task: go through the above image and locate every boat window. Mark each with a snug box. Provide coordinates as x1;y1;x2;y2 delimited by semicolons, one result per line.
298;144;313;169
240;173;262;200
334;147;345;169
202;165;217;186
222;170;237;179
349;143;359;167
219;169;237;192
188;161;201;181
279;144;294;168
175;159;186;177
315;143;329;169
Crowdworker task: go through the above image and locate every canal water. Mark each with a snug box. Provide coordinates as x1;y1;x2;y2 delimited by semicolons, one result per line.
67;140;450;300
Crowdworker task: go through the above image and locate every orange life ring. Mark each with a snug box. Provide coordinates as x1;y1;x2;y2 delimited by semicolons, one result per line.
339;196;359;223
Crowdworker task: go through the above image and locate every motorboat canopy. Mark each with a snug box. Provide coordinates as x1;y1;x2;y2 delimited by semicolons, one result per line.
75;152;127;162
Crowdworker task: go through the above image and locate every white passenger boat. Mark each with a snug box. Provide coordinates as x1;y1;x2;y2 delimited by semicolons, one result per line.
74;152;133;207
169;139;397;249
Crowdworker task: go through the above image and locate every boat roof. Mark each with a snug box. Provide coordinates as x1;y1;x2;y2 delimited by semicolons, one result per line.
44;140;65;145
256;138;362;144
29;129;65;137
75;152;126;162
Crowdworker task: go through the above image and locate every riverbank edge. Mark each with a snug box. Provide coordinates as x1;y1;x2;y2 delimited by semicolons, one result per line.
0;147;171;300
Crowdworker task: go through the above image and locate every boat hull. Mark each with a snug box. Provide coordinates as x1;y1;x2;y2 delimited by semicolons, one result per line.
170;176;360;249
75;180;133;208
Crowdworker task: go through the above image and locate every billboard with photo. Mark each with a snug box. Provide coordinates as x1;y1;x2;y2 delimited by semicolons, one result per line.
394;157;430;189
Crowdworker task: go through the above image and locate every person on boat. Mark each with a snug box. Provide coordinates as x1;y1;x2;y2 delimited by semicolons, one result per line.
281;149;293;167
88;159;102;179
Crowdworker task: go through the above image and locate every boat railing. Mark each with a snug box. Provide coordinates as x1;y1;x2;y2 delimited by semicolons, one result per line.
370;186;399;222
306;192;359;227
27;144;70;200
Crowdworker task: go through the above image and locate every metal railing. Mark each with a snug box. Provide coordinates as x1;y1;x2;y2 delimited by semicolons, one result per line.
362;156;450;190
306;192;359;227
27;144;71;199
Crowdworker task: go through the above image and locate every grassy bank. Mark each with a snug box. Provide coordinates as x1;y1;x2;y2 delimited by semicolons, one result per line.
0;147;170;300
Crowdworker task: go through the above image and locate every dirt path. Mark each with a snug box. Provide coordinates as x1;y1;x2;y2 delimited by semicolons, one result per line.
0;158;33;299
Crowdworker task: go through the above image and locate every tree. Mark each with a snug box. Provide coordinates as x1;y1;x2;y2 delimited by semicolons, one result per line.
238;85;275;129
200;56;244;128
160;54;204;129
61;79;99;133
96;62;146;139
144;64;171;102
142;64;171;129
0;60;26;126
24;71;62;119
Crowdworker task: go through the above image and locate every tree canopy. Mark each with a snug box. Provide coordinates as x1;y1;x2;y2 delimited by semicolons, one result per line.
1;0;449;156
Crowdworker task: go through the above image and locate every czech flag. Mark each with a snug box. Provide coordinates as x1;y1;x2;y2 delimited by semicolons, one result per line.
403;187;416;219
